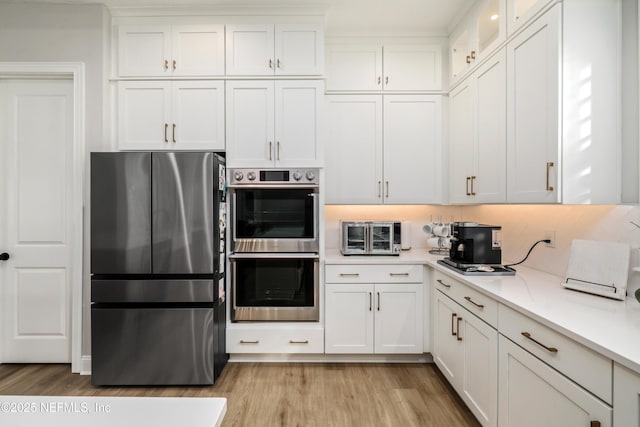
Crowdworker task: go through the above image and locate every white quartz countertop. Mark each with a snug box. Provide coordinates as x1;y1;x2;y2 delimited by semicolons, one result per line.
325;248;640;374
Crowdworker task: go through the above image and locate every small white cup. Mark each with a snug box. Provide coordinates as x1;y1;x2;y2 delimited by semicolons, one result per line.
433;224;450;237
422;223;433;235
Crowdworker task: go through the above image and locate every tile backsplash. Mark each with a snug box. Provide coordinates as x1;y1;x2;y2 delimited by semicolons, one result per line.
325;204;640;293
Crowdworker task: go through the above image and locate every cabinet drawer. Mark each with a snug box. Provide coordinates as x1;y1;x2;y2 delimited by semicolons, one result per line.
227;328;324;354
498;304;612;404
325;264;423;283
433;270;498;328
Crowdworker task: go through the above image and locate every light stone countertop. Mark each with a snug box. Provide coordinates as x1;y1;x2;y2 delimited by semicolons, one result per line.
325;248;640;374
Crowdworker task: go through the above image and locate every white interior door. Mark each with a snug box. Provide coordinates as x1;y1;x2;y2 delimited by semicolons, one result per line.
0;79;74;363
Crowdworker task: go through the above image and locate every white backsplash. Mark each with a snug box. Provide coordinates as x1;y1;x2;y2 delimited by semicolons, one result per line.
325;204;640;292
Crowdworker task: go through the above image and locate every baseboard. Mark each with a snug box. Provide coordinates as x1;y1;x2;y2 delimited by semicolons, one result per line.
229;353;434;363
80;355;92;375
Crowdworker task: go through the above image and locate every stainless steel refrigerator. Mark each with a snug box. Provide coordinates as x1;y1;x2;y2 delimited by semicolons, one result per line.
90;152;227;386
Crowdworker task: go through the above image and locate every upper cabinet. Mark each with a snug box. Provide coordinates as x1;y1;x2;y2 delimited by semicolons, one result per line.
449;0;506;85
225;24;324;76
325;42;443;92
506;1;621;204
117;24;225;77
507;0;554;35
225;80;323;167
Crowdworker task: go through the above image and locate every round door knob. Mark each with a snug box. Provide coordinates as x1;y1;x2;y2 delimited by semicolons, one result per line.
0;252;10;261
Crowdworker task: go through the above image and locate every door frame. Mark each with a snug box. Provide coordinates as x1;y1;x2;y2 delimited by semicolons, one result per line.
0;62;85;373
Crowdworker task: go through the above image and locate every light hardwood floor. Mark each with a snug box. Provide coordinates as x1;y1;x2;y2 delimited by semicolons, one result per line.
0;362;480;427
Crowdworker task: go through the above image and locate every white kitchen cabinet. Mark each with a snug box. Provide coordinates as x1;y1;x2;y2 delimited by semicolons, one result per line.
225;24;323;76
325;42;442;91
432;272;498;427
498;335;612;427
449;0;506;85
117;80;225;150
506;0;554;36
613;363;640;427
324;94;443;204
226;326;324;354
225;80;323;167
117;24;225;77
506;2;621;203
449;49;506;204
325;265;424;355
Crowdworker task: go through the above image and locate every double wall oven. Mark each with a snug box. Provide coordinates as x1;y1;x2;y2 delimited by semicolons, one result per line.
229;168;320;322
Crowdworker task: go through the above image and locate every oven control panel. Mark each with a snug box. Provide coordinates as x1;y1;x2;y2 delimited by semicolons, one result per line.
229;168;320;186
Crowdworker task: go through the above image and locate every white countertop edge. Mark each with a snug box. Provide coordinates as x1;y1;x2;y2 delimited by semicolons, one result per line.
325;248;640;375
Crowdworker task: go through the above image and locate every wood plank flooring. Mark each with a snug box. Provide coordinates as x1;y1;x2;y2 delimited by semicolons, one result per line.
0;362;480;427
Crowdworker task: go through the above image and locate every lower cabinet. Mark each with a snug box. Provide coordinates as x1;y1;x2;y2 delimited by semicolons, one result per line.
613;363;640;427
226;326;324;354
432;285;497;427
498;335;612;427
324;264;424;354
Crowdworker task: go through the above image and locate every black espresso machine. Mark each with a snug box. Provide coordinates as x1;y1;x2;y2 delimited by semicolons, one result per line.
438;222;515;276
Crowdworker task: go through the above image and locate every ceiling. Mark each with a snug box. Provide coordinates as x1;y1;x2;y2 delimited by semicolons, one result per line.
0;0;475;35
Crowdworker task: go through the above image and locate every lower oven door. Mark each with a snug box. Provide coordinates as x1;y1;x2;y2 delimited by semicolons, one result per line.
230;253;319;322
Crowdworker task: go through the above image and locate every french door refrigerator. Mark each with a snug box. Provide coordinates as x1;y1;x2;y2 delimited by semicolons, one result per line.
90;152;227;386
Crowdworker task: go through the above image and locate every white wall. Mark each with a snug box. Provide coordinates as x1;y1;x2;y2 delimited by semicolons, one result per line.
327;204;640;294
0;3;110;360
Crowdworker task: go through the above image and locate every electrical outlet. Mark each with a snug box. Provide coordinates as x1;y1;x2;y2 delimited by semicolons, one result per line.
544;230;556;248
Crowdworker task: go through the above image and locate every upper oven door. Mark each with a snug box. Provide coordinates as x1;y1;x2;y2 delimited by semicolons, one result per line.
232;187;318;253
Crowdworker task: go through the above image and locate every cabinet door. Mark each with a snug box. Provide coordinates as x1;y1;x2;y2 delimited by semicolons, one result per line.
383;95;443;204
171;25;225;76
274;80;322;167
498;335;612;427
171;81;225;150
374;283;423;354
325;283;374;354
506;6;560;203
324;95;383;204
118;81;171;150
225;24;274;76
383;45;442;91
118;25;172;77
325;43;383;91
433;291;463;386
507;0;554;35
613;363;640;427
448;80;475;204
460;311;498;427
474;49;506;203
225;80;275;167
275;24;324;76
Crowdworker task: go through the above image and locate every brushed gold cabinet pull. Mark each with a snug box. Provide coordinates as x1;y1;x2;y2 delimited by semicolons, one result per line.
546;162;555;191
164;123;168;143
521;332;558;354
470;176;476;195
276;141;280;161
378;181;382;198
451;313;457;336
464;296;484;309
269;59;273;69
466;176;471;196
590;421;601;427
240;340;259;344
277;59;281;68
470;50;476;60
369;292;372;311
339;273;359;277
385;181;389;198
389;273;409;277
164;59;169;70
172;123;176;143
466;55;471;64
456;316;463;341
172;59;176;70
377;292;381;311
377;76;381;85
437;279;451;289
269;141;273;160
289;340;309;344
385;76;389;85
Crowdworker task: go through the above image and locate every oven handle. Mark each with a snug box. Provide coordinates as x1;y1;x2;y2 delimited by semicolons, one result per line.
228;184;319;189
229;253;320;260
